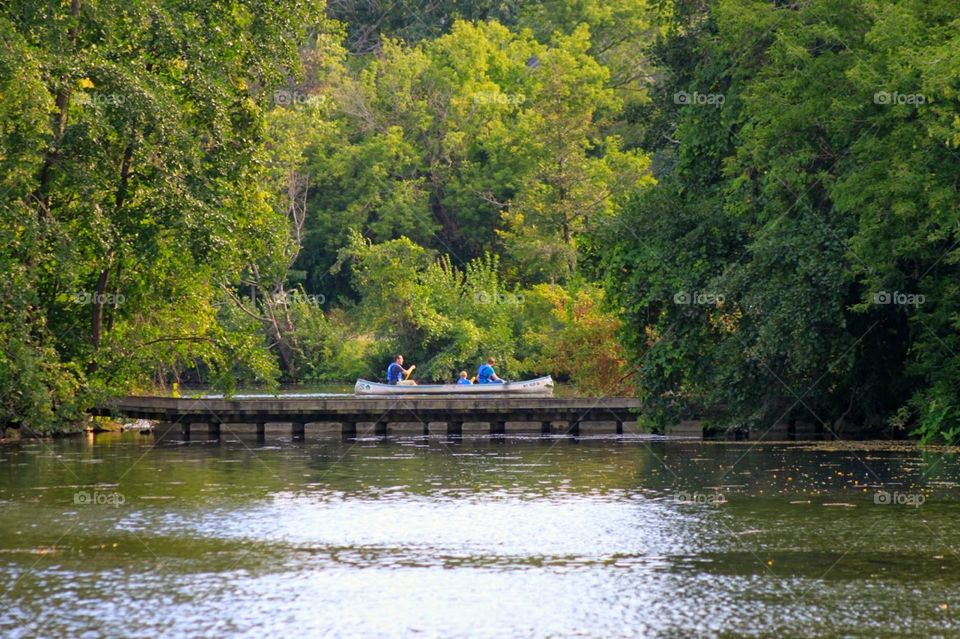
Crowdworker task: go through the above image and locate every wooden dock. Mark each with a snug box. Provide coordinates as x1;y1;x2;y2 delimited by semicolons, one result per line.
91;395;643;439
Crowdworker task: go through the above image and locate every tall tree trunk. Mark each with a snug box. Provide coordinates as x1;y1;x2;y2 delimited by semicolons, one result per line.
33;0;82;217
91;267;109;352
263;291;298;380
92;144;134;351
107;261;122;332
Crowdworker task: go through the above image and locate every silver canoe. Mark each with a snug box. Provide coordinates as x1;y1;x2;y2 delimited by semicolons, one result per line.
354;376;554;396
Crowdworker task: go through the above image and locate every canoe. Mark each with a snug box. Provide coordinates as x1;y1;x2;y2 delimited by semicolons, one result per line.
354;375;554;396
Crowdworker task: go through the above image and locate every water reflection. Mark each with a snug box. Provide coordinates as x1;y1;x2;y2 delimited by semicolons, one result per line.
0;433;958;637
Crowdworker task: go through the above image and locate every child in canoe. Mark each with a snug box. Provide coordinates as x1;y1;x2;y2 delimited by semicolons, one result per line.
456;371;472;385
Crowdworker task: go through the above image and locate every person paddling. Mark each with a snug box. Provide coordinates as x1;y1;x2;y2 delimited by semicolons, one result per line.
477;357;504;384
386;355;416;385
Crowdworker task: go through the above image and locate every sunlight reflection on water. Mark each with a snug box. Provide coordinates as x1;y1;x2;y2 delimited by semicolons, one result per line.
1;434;959;637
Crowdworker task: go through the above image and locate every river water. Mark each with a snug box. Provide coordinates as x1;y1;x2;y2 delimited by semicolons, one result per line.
1;432;959;638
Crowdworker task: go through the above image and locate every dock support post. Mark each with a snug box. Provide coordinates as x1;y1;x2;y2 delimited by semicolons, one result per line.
180;422;191;440
422;421;430;436
616;420;624;435
569;420;581;437
540;421;552;436
374;420;387;437
341;421;357;438
447;421;463;437
256;422;265;442
490;420;506;436
207;422;221;439
292;421;305;440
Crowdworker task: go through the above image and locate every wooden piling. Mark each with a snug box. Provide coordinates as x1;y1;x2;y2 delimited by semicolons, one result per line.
292;421;305;440
341;421;357;438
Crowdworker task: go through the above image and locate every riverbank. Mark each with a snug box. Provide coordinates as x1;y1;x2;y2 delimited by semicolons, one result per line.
0;417;150;446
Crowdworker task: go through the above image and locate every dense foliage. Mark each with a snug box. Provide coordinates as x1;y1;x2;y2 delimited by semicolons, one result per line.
600;0;960;441
3;0;957;443
1;0;339;431
0;0;641;434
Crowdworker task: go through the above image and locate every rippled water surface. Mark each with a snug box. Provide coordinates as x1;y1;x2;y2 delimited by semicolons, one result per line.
1;433;959;638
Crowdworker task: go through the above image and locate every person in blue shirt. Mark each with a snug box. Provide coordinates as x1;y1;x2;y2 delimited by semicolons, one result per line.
477;357;504;384
386;355;416;385
456;371;472;385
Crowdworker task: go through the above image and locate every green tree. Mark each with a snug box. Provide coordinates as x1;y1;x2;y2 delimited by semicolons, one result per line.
0;0;335;428
298;19;651;294
601;0;960;440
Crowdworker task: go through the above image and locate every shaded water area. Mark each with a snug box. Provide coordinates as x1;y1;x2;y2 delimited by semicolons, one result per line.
1;432;959;638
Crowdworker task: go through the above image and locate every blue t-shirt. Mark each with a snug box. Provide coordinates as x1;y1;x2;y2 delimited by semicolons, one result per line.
456;377;472;385
478;364;502;384
386;362;404;384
